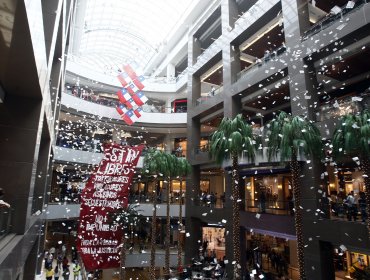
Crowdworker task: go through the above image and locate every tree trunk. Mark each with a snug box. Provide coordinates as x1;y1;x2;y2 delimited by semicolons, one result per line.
361;157;370;240
149;179;158;280
177;178;183;269
290;151;306;280
164;179;171;279
120;235;126;280
231;154;241;280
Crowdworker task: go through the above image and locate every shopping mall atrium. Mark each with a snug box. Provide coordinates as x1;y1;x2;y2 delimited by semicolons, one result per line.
1;0;370;279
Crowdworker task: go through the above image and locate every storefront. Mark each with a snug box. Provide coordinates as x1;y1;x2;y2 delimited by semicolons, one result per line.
245;232;298;278
334;249;370;279
202;227;225;260
244;174;292;215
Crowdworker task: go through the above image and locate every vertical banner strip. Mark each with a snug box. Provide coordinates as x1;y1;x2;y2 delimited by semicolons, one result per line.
77;144;144;270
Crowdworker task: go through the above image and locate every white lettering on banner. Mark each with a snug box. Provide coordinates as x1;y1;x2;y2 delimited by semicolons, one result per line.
84;198;123;209
94;176;129;184
92;190;118;199
109;148;124;163
81;247;119;255
125;148;140;163
97;163;132;175
81;239;118;246
86;222;118;232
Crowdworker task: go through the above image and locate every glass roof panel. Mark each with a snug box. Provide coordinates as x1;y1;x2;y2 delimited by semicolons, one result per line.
70;0;194;76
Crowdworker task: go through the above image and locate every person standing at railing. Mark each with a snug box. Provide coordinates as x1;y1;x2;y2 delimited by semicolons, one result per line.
345;191;357;221
209;86;215;96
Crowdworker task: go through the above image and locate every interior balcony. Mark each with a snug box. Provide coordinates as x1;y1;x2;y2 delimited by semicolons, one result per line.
46;203;185;220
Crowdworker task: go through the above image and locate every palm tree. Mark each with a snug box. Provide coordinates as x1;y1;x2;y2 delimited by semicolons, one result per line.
110;204;142;280
266;111;323;280
176;157;191;270
332;109;370;238
142;148;169;280
163;153;177;279
209;114;256;280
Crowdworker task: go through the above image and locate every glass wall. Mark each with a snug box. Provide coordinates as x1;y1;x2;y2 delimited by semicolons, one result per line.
202;227;226;260
334;249;370;279
244;174;293;215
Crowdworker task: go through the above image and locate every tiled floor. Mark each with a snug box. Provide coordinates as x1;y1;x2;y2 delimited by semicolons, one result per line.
35;258;82;280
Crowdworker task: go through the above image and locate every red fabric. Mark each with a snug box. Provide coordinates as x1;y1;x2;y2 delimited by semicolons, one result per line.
77;144;144;270
122;65;145;90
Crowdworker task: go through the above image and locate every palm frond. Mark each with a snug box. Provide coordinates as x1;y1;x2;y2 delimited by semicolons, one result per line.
332;109;370;161
209;114;256;164
267;111;323;161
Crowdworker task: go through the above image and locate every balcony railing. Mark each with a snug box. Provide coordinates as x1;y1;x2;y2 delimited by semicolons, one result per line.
316;94;369;121
65;90;185;114
302;0;369;40
237;45;287;81
245;199;292;216
196;36;222;64
0;206;12;241
195;143;210;154
195;87;223;106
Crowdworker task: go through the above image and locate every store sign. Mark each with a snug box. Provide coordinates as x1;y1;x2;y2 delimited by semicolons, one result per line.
77;144;144;270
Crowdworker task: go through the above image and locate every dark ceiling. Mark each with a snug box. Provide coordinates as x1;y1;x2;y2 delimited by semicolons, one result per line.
243;83;290;113
315;0;349;13
321;48;370;81
203;66;223;86
242;23;285;59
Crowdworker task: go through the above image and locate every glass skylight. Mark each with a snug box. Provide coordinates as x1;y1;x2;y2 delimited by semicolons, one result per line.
70;0;194;76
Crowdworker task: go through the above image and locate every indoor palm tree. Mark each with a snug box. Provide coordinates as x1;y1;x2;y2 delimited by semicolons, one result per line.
267;111;323;280
110;204;142;280
209;114;255;280
142;148;169;280
332;109;370;238
163;153;177;279
176;157;191;270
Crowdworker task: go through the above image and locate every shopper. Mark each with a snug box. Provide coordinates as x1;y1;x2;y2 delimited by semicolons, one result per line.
73;261;81;280
345;191;357;221
45;267;54;280
54;265;60;280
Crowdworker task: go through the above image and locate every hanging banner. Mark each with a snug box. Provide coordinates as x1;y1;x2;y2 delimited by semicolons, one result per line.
77;143;144;270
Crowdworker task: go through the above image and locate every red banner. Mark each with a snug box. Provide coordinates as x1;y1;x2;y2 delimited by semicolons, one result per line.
77;144;144;270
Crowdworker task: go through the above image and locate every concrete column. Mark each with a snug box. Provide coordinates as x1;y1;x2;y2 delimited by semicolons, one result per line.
184;218;203;264
282;1;331;279
282;0;318;119
23;236;40;279
163;134;174;154
184;164;201;263
221;0;239;32
223;170;238;277
189;35;202;66
166;63;175;82
304;241;335;279
112;129;121;144
32;135;51;213
222;0;242;118
165;98;172;113
36;222;47;275
0;95;44;234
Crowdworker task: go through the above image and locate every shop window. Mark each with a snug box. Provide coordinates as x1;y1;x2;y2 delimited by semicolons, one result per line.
202;227;225;260
245;174;292;215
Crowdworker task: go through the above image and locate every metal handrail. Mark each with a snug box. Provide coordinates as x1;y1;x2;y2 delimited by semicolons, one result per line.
0;206;12;241
302;0;368;40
